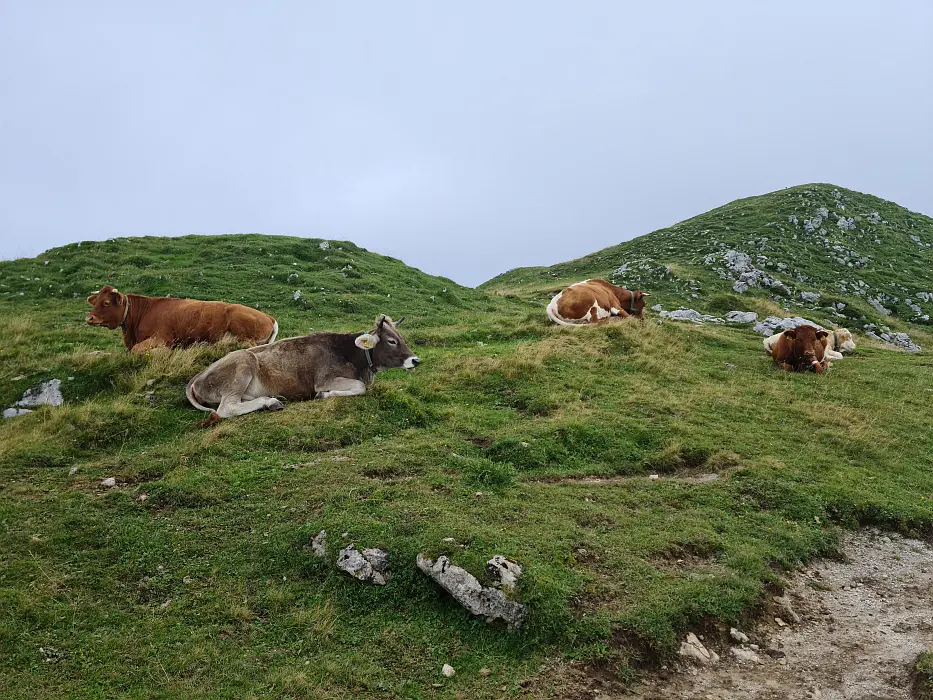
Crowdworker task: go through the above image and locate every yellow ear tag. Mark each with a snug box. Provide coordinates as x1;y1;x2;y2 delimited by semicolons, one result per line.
361;337;374;349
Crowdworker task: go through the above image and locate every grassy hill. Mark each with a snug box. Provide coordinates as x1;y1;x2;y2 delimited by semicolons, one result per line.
481;184;933;340
1;208;932;698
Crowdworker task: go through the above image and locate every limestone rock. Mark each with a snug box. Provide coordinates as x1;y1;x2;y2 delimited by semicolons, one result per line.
310;530;327;558
730;627;750;644
485;556;523;592
417;553;526;629
725;311;758;323
753;316;824;336
336;544;390;585
15;379;64;408
678;632;719;665
730;646;761;663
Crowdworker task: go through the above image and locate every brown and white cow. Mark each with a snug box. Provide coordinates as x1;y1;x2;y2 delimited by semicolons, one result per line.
186;315;419;421
771;324;829;374
87;285;277;354
764;327;855;361
546;279;649;325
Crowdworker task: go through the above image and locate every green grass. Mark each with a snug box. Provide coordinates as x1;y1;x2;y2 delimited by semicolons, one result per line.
1;195;932;697
915;651;933;700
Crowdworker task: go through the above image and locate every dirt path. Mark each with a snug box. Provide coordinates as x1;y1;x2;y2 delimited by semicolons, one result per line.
632;529;933;700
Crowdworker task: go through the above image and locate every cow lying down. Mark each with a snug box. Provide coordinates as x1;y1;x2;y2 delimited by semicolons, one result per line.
186;315;419;420
87;285;277;353
770;325;829;374
764;327;855;361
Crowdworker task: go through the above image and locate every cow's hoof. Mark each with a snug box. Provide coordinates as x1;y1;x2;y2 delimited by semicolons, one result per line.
266;399;285;411
196;412;222;429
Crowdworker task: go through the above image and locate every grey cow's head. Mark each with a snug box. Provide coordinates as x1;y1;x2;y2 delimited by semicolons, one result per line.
354;315;420;371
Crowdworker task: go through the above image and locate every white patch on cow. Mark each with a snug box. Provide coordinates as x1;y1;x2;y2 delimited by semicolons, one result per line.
594;302;611;320
403;356;420;369
610;307;622;316
569;279;592;287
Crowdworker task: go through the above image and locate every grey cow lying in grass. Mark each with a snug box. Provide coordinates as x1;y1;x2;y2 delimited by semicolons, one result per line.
186;315;419;422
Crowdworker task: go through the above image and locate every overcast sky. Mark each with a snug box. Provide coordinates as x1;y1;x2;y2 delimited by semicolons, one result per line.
1;2;931;286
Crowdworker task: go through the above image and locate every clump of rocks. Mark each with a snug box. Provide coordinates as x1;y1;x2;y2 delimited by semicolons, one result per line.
653;306;757;325
753;316;824;336
3;379;63;419
309;530;391;586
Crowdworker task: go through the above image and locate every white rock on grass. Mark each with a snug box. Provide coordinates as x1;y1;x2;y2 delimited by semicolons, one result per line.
659;309;725;324
310;530;327;558
15;379;63;408
484;556;523;592
753;316;824;336
725;311;758;324
442;663;455;678
417;554;526;629
730;627;750;644
879;331;922;353
336;544;391;585
100;477;116;488
3;408;32;419
678;632;719;665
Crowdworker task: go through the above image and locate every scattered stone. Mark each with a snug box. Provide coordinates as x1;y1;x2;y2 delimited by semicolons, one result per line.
659;308;725;324
724;311;758;323
137;494;148;503
879;331;922;353
310;530;327;558
3;408;32;419
730;627;750;644
730;646;761;663
679;632;719;665
68;466;79;476
336;545;390;585
14;379;63;408
100;477;116;488
800;291;821;303
485;556;523;592
753;316;824;336
649;474;660;480
417;553;526;629
10;374;25;381
442;663;455;678
775;617;787;627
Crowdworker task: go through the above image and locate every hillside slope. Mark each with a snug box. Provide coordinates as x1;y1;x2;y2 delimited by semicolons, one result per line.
1;227;932;698
482;184;933;339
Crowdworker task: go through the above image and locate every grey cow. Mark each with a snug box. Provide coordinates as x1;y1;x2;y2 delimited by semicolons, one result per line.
186;315;419;421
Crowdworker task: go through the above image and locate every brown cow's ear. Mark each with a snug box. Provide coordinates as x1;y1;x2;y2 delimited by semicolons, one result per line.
783;329;797;339
816;330;829;339
87;294;99;305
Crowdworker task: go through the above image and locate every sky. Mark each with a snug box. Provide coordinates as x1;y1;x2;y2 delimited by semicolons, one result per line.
1;2;931;287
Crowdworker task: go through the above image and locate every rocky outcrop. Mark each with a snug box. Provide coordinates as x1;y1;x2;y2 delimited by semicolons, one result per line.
3;379;64;419
336;545;391;585
753;316;824;336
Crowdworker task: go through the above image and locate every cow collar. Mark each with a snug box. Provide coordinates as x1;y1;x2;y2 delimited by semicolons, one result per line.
832;330;839;350
363;347;375;372
628;290;637;314
119;296;130;328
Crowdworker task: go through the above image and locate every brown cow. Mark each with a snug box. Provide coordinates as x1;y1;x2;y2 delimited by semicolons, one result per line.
86;285;277;353
771;324;829;374
546;279;649;325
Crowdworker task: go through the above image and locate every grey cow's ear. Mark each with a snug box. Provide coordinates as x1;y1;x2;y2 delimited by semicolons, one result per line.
355;333;380;350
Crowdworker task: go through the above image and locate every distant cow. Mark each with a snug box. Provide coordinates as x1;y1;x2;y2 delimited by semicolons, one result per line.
764;327;855;361
86;285;277;354
185;315;419;420
546;279;649;325
771;325;829;374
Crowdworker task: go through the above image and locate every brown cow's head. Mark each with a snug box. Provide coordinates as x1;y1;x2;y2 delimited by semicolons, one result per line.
782;325;829;373
86;285;128;329
617;288;650;319
354;315;420;371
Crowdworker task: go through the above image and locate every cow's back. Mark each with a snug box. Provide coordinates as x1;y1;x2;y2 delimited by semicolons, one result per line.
138;298;274;346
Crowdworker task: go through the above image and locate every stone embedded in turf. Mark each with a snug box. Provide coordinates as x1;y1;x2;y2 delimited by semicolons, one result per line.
336;544;391;585
485;555;523;592
310;530;327;558
417;553;526;630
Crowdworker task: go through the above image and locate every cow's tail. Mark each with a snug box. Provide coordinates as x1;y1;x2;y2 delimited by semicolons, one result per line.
266;320;279;344
185;376;213;413
546;296;577;326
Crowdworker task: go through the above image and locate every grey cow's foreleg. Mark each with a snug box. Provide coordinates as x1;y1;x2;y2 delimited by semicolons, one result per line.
216;394;284;418
315;378;367;400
